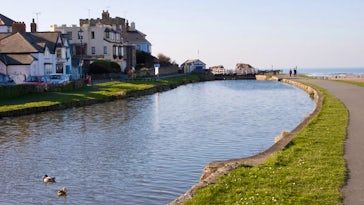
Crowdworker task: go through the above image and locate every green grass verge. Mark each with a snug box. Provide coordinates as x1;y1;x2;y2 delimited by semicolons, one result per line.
185;84;348;205
334;80;364;87
0;75;199;112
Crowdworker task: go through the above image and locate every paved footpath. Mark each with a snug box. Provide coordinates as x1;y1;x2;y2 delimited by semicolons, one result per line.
299;78;364;205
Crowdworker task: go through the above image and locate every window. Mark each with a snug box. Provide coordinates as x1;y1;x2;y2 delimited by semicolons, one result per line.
56;63;63;73
113;45;117;59
104;46;107;54
105;31;110;39
56;48;62;58
45;64;53;74
92;47;96;54
91;31;95;39
116;33;121;41
118;46;122;59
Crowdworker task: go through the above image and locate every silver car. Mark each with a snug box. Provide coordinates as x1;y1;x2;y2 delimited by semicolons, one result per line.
49;74;70;85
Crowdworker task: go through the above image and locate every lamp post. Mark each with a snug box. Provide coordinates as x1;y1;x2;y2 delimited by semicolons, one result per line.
78;28;84;78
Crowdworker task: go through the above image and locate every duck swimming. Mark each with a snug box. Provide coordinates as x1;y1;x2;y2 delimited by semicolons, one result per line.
43;175;56;183
57;187;67;196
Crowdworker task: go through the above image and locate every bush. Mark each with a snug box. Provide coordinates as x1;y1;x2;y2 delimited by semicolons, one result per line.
88;60;121;74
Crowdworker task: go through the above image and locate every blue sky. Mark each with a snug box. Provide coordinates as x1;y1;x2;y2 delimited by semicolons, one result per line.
2;0;364;69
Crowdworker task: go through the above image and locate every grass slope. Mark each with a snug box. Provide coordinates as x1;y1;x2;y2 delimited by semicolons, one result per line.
185;85;348;205
0;75;199;112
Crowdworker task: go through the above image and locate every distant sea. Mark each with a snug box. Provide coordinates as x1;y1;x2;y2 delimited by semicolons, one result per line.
282;68;364;77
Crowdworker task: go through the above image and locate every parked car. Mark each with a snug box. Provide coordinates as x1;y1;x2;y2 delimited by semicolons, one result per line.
48;74;70;85
22;76;52;85
0;73;15;85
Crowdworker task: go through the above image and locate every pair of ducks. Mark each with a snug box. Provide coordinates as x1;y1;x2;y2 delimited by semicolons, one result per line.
42;175;67;196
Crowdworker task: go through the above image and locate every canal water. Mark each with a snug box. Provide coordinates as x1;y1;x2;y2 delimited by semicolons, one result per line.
0;80;315;205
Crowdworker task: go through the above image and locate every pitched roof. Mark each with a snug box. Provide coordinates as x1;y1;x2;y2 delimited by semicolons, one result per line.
182;59;206;65
235;63;254;69
0;33;10;40
0;32;38;53
0;53;36;65
123;30;151;45
0;32;61;54
24;32;61;53
0;13;15;26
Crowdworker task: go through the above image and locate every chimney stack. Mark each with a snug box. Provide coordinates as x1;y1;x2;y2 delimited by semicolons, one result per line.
12;22;26;34
125;20;129;31
31;18;37;33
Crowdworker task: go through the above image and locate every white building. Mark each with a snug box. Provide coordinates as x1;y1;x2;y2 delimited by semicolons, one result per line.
0;22;72;84
234;63;257;75
180;59;207;73
209;65;227;75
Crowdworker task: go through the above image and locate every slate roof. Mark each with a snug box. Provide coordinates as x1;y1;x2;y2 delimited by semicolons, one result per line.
24;32;61;54
0;13;15;26
123;30;151;45
182;59;206;65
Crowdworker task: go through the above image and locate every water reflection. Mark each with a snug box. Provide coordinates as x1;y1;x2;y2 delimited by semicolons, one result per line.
0;80;315;205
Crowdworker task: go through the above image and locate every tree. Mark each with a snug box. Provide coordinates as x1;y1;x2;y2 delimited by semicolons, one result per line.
157;53;178;67
136;51;158;69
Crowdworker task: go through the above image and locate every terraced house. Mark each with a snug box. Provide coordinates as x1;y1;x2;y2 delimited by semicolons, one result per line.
0;17;71;84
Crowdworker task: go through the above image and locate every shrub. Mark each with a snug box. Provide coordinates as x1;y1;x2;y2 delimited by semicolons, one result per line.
88;60;121;74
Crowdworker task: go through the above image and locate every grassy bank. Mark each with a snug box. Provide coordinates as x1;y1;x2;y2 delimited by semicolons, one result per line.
185;84;348;204
334;80;364;87
0;75;200;113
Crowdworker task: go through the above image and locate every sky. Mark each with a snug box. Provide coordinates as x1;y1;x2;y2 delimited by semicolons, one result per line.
2;0;364;69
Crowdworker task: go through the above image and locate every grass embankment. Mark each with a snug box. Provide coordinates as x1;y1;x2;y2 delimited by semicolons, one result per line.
185;84;348;205
334;80;364;87
0;75;199;113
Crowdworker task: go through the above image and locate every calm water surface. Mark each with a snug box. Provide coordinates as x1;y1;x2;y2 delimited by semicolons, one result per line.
0;80;315;204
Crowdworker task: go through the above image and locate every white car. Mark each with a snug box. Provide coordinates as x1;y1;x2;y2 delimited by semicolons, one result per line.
49;74;70;85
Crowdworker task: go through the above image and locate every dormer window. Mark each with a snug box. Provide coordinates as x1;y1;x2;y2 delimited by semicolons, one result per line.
104;28;111;39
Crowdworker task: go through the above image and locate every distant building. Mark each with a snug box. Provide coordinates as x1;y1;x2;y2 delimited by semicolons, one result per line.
180;59;206;73
0;20;72;84
0;13;15;33
234;63;257;75
209;65;226;75
123;21;152;54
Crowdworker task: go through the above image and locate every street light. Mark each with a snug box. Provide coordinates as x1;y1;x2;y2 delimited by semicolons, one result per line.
78;28;84;78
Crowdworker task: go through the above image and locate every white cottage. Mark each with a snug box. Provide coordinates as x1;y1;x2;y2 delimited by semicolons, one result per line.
0;22;72;84
180;59;206;73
